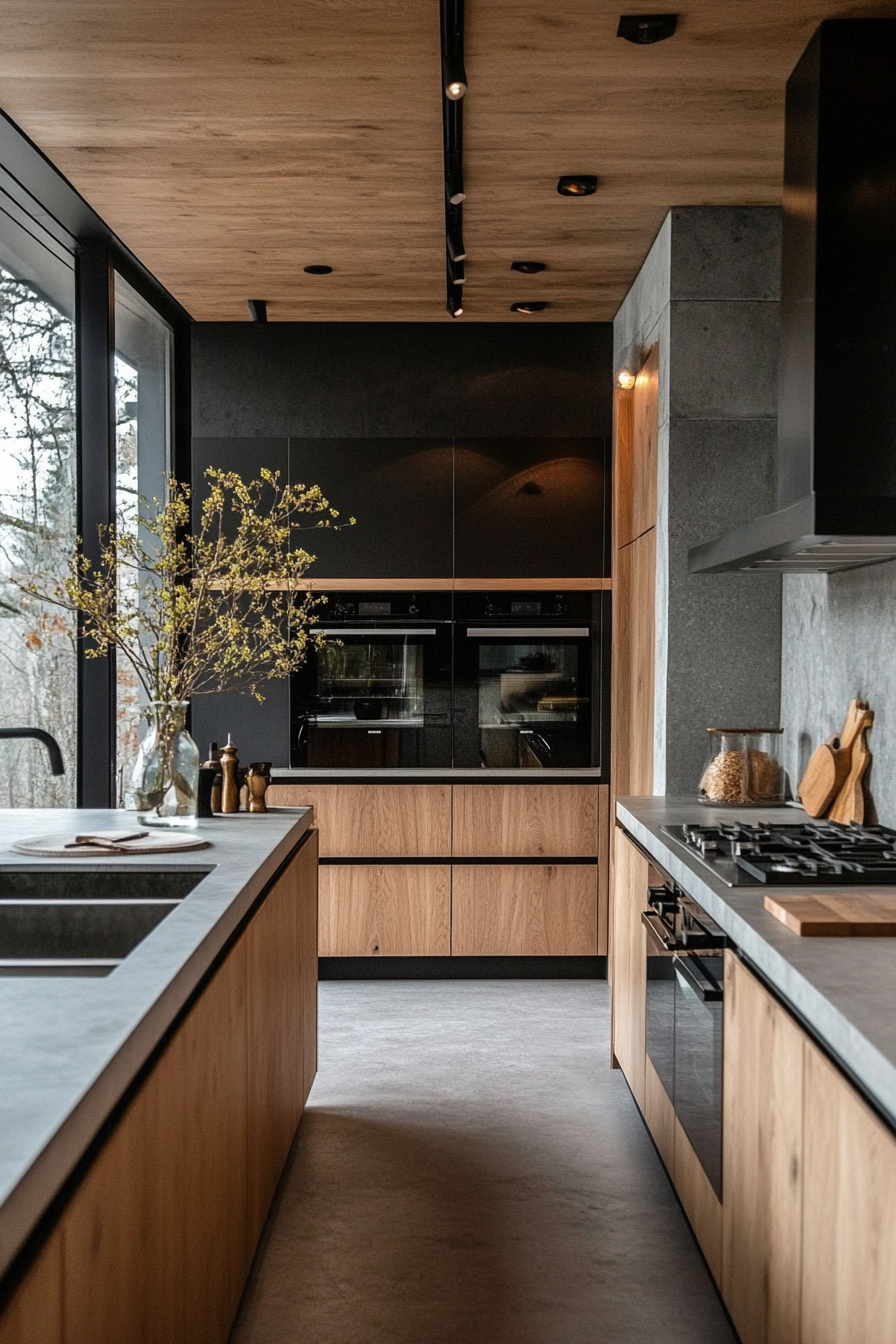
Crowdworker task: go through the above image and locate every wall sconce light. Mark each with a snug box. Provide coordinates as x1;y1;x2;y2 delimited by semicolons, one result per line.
447;232;467;263
557;175;599;197
615;340;642;388
447;292;464;318
617;14;678;44
616;368;637;390
247;300;267;322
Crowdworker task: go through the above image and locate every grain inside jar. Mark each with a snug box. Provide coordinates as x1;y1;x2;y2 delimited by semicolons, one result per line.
699;729;785;806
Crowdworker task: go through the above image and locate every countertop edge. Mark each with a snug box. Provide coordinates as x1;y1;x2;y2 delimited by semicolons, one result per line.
616;798;896;1131
0;809;313;1281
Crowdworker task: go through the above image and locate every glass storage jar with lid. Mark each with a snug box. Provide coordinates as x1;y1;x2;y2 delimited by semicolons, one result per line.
699;728;785;805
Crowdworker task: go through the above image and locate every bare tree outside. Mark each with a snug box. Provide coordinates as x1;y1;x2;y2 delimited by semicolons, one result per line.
0;264;77;805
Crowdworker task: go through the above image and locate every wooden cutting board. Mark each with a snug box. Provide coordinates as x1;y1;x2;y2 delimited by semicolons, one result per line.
765;892;896;936
10;832;211;857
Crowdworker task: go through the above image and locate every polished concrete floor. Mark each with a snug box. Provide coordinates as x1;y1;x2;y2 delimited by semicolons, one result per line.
230;981;737;1344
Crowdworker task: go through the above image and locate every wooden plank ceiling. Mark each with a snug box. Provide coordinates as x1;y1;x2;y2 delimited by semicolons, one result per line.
0;0;864;321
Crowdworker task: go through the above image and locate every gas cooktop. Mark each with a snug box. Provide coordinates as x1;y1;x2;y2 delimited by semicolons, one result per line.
662;820;896;887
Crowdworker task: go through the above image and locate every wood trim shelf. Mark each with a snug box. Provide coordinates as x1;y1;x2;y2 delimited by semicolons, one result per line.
255;577;611;592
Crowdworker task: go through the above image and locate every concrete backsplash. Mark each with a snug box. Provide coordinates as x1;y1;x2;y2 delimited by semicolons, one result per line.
781;565;896;825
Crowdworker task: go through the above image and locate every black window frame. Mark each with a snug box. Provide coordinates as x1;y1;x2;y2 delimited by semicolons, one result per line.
0;109;192;807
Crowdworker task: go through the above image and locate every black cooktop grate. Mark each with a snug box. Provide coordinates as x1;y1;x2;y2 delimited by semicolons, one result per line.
661;821;896;886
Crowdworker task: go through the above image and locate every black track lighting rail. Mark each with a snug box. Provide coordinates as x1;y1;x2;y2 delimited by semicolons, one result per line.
440;0;466;317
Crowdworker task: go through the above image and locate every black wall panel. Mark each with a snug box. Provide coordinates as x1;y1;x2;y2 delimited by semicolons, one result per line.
192;322;612;439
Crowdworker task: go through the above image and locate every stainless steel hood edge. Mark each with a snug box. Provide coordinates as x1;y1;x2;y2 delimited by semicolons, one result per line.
689;495;896;573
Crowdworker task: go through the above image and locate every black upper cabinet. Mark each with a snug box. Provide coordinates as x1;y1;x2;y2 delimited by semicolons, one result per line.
191;437;289;533
454;438;609;578
288;438;454;579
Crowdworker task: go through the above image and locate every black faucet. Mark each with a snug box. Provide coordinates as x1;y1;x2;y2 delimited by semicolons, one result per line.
0;728;65;775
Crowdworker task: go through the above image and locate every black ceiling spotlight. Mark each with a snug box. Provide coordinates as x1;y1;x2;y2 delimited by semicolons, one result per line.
617;14;678;44
441;0;468;316
247;299;267;322
304;264;333;275
511;301;548;314
511;260;547;274
557;175;598;197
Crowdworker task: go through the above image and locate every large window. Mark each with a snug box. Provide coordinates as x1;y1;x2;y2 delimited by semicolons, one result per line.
114;272;173;798
0;209;77;804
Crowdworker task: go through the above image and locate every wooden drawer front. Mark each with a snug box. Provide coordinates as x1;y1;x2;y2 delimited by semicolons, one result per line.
453;784;598;857
319;865;450;956
266;784;451;856
451;864;597;955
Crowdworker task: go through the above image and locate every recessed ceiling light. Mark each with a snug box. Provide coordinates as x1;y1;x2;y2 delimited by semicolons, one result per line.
247;299;267;322
510;302;548;314
557;175;598;197
617;14;678;44
304;265;333;275
511;261;547;274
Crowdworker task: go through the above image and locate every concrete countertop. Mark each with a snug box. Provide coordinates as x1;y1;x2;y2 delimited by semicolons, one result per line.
0;805;312;1280
271;767;604;783
617;796;896;1131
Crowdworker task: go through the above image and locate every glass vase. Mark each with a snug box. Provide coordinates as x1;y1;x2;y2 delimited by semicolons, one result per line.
130;701;200;829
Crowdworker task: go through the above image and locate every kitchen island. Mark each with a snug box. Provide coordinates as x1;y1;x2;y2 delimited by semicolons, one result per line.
0;806;316;1343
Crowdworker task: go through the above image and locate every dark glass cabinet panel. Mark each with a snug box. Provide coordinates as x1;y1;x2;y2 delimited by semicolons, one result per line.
288;438;454;578
454;438;608;578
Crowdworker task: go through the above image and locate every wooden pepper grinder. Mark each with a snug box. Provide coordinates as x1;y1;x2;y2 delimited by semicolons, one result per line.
220;735;241;814
246;762;272;813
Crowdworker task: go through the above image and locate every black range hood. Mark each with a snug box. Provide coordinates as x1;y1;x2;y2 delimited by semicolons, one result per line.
689;20;896;574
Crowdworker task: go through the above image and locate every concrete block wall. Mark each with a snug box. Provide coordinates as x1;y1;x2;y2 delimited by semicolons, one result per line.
614;207;783;795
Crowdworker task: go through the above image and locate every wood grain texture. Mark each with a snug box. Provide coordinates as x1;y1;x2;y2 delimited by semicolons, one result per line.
801;1038;896;1344
611;528;656;799
597;783;610;957
764;892;896;937
297;831;320;1106
319;864;450;956
179;938;250;1344
610;827;646;1108
722;952;803;1344
644;1054;676;1177
0;1;833;320
63;1024;189;1344
245;855;302;1249
0;1230;63;1344
675;1117;722;1285
452;784;598;857
615;346;658;549
451;863;597;955
266;784;451;856
260;578;612;592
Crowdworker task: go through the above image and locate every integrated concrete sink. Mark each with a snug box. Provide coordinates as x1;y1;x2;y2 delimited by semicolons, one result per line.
0;867;212;976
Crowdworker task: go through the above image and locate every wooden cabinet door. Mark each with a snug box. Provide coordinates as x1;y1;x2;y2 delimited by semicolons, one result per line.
0;1230;63;1344
63;936;248;1344
245;846;304;1249
610;828;646;1107
451;864;597;955
801;1039;896;1344
611;526;656;798
452;784;599;857
319;864;450;956
614;344;658;549
722;953;803;1344
267;784;451;856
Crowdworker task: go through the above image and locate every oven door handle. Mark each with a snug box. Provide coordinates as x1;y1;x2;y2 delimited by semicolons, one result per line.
641;910;677;951
673;953;723;1002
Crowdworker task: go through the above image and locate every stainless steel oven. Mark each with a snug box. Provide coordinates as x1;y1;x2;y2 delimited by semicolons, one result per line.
452;590;607;769
642;878;727;1198
290;592;452;768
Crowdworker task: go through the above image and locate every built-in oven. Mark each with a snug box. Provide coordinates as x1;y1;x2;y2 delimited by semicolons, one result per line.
290;592;452;768
452;590;606;769
642;877;727;1198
